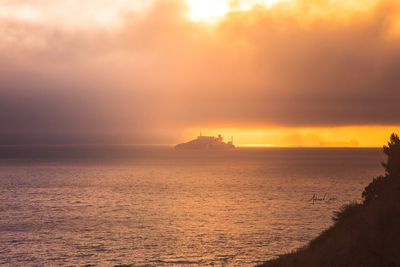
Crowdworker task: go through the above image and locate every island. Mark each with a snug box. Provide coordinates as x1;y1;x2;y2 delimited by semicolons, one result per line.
175;134;235;150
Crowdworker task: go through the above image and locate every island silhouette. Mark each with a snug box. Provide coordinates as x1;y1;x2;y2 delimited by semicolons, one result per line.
175;133;235;150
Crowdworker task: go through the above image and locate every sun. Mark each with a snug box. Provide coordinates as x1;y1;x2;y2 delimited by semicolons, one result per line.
186;0;231;22
186;0;282;23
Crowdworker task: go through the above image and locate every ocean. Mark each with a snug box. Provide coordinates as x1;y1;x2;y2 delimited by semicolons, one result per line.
0;146;384;266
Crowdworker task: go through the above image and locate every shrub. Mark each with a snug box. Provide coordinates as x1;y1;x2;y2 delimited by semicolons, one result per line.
362;175;388;204
332;202;363;223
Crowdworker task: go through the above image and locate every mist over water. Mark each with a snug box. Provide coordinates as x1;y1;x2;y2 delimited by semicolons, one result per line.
0;146;383;266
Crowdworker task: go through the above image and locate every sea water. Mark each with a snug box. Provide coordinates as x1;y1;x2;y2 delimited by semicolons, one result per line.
0;146;384;266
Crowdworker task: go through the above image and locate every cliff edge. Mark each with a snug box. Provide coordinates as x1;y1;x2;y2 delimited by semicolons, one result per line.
260;134;400;267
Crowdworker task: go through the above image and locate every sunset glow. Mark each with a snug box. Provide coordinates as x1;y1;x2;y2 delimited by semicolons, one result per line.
182;126;400;148
2;1;400;266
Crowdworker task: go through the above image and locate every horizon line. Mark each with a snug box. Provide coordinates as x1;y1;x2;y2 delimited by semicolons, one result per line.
0;143;383;149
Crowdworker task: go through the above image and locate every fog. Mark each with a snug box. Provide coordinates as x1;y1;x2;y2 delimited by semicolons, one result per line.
0;0;399;144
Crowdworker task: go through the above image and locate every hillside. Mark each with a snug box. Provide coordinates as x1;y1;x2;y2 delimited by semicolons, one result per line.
260;134;400;267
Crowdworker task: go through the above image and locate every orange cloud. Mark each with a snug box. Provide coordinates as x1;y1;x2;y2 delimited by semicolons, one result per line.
0;0;400;145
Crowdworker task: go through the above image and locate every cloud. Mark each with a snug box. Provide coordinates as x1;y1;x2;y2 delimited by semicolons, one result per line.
0;0;399;144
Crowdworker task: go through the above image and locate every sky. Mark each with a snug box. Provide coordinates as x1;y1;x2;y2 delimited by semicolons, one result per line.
0;0;399;147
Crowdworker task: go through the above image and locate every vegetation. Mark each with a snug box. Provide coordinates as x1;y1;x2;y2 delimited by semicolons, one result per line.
260;134;400;267
331;202;363;223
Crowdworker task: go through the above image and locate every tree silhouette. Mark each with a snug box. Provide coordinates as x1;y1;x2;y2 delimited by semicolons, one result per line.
382;133;400;176
362;133;400;204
